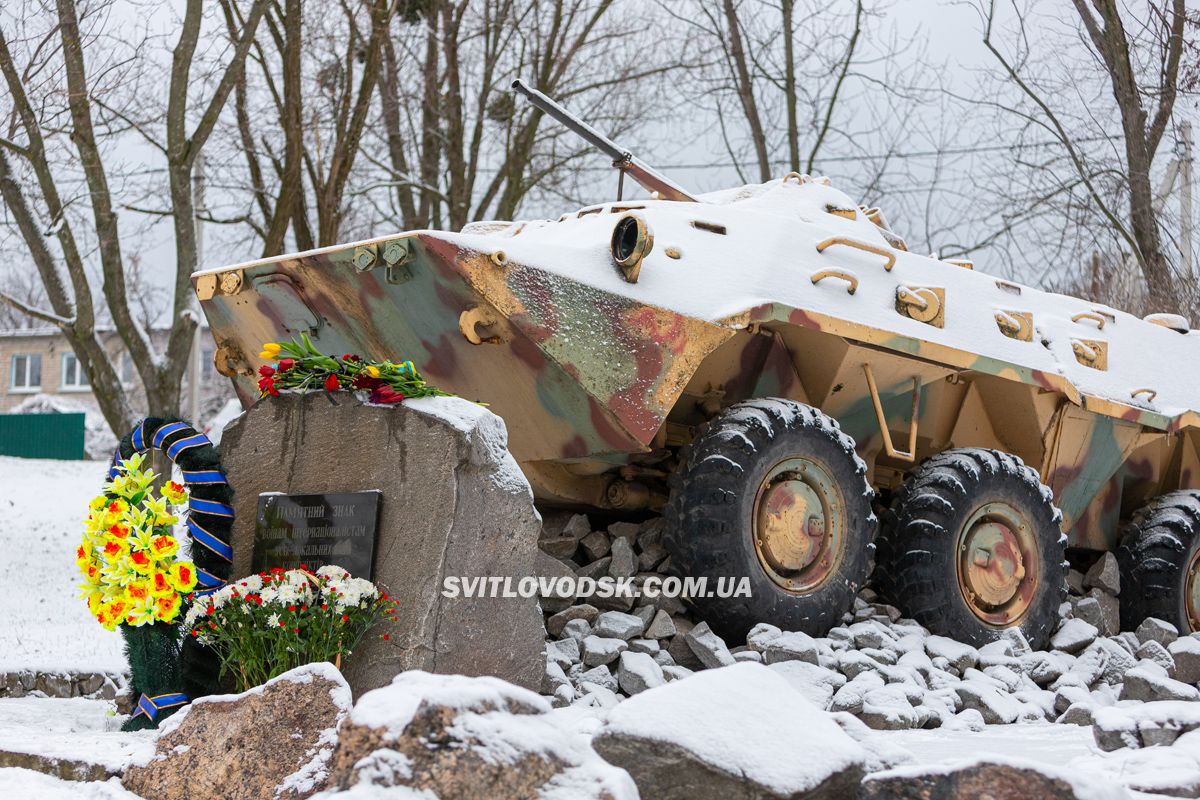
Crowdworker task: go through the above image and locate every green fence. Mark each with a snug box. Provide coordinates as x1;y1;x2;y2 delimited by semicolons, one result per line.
0;412;86;460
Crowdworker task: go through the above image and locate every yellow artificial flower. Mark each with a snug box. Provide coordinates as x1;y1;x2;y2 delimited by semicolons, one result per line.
128;525;155;553
149;571;175;597
101;557;138;588
128;548;155;575
80;586;106;614
167;562;199;593
124;596;157;627
148;535;179;561
153;593;182;623
81;561;103;586
76;544;92;570
123;580;153;606
100;537;130;562
160;481;187;506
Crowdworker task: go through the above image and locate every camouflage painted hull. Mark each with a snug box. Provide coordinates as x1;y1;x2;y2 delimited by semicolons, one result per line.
195;177;1200;548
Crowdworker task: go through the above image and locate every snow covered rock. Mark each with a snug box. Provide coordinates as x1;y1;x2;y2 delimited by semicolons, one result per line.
955;681;1023;725
1170;636;1200;683
858;685;921;730
1119;664;1200;703
769;661;846;710
861;758;1129;800
762;631;821;665
616;651;665;695
925;636;977;673
1050;618;1098;654
582;636;628;667
593;662;865;799
684;622;736;669
1093;701;1200;751
1136;617;1180;648
593;611;645;641
122;663;351;800
323;670;634;799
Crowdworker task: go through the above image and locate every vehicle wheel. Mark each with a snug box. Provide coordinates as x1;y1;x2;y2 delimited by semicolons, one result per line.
663;398;876;641
1116;491;1200;633
874;448;1066;649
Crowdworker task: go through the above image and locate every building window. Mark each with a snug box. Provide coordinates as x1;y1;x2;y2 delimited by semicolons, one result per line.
120;352;134;385
10;354;42;391
61;352;90;390
201;346;215;381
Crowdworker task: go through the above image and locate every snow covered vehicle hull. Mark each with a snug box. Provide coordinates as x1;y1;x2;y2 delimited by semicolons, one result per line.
195;176;1200;646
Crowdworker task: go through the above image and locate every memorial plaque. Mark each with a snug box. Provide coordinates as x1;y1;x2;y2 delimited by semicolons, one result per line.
252;491;382;578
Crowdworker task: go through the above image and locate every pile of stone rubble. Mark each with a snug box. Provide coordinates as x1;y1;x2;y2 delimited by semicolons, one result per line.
538;512;1200;734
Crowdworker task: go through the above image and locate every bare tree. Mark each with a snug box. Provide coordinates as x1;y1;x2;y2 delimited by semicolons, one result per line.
0;0;268;434
663;0;935;193
201;0;674;257
968;0;1195;317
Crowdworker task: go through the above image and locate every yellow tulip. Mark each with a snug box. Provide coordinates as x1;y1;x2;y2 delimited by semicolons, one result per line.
365;365;381;378
262;342;282;356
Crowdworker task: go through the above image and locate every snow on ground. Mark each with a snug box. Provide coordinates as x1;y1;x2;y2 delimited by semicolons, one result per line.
870;722;1097;768
0;769;143;800
0;456;126;672
0;697;153;772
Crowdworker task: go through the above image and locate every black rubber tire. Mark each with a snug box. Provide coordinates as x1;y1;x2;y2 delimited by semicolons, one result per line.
663;398;876;641
874;448;1067;649
1116;491;1200;634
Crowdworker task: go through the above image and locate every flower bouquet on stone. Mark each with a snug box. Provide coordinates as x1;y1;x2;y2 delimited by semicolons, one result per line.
256;333;449;405
185;565;398;692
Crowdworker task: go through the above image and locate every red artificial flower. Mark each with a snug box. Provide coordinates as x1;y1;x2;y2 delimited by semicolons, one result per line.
190;630;199;637
369;386;405;405
324;374;340;392
341;614;349;623
288;605;297;612
277;358;295;372
258;375;279;396
382;633;390;641
258;365;276;378
293;628;299;634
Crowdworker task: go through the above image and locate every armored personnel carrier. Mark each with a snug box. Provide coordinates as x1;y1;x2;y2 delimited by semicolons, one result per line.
195;82;1200;649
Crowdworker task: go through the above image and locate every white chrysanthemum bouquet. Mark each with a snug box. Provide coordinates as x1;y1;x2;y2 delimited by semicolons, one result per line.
184;565;397;691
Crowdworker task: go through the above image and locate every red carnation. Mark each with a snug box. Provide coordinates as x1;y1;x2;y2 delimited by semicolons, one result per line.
324;374;340;392
277;358;295;372
258;365;275;378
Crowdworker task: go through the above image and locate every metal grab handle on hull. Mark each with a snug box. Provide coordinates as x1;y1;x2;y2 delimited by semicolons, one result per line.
810;268;859;294
862;364;919;462
815;237;896;272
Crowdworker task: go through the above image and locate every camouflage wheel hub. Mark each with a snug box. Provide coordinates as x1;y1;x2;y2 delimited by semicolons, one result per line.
752;457;844;593
1185;549;1200;632
956;502;1037;626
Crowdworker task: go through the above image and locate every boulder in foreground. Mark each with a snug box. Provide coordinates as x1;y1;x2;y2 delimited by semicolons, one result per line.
122;663;350;800
593;661;865;799
860;758;1130;800
321;669;634;799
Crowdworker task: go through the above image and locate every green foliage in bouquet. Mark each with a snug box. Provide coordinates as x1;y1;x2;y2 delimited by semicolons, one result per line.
185;566;398;692
256;334;451;405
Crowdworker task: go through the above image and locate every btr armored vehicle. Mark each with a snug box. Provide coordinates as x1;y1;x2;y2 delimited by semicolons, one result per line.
195;82;1200;648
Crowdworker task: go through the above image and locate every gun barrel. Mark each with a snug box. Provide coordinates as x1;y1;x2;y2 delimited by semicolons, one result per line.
511;79;696;203
512;80;627;163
